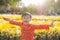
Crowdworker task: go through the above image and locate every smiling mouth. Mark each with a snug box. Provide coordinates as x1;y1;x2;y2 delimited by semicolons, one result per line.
24;21;29;22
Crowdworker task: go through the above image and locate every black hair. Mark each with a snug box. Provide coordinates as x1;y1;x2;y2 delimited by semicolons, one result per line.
22;12;31;18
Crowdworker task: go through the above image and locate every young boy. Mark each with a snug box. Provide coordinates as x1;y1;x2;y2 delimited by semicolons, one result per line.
3;12;54;40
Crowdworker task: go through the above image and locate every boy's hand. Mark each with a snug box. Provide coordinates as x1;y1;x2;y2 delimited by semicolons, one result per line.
3;17;10;21
49;20;55;27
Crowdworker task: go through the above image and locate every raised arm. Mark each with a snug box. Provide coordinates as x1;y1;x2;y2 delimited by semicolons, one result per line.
49;20;55;27
3;17;22;26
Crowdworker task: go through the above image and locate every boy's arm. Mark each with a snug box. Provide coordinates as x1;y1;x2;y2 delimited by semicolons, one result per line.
48;20;55;27
33;20;55;30
33;24;49;30
3;17;22;26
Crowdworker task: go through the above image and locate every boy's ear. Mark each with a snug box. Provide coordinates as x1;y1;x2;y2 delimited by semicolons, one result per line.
21;17;22;19
30;18;32;21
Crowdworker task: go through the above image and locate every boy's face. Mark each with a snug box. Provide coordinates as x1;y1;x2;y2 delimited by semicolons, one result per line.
22;15;31;23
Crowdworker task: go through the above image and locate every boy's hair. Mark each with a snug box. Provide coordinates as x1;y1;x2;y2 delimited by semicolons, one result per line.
22;12;31;18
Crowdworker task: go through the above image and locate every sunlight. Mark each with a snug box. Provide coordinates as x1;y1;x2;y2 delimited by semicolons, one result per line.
55;0;58;2
21;0;46;6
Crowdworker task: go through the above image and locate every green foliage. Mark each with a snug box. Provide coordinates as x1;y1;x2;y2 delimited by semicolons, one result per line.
22;4;38;14
0;0;21;5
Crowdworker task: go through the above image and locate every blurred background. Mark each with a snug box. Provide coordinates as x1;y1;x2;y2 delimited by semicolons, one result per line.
0;0;60;16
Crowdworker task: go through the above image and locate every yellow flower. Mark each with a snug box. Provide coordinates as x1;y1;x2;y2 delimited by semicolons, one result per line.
54;21;60;27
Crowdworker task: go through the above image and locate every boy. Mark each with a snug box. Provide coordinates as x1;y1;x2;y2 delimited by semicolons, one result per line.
3;12;54;40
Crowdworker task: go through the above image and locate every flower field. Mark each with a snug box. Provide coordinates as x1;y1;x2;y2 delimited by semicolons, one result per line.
0;14;60;40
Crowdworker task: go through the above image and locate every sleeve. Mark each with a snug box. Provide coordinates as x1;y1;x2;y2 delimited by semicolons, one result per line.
33;24;50;30
9;20;22;26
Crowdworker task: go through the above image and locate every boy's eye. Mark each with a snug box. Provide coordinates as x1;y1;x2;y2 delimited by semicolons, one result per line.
23;17;26;19
23;16;30;19
23;17;27;19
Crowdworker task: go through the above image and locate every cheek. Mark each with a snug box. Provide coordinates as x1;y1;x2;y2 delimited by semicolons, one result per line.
28;18;31;21
22;18;28;21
